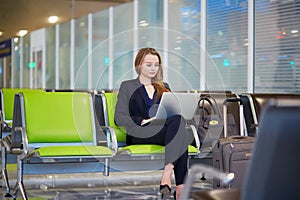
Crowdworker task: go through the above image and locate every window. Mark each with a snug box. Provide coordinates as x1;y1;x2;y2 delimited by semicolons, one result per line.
207;0;248;93
255;0;300;93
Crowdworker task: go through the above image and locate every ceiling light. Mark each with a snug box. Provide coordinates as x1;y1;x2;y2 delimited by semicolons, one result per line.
13;37;19;43
48;16;59;24
139;20;149;27
0;31;3;36
17;30;28;37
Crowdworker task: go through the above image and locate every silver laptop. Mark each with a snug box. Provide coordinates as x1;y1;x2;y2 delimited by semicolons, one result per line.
154;92;200;120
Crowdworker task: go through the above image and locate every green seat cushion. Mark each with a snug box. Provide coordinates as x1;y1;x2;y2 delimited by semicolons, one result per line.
188;145;198;154
119;144;198;155
120;144;165;154
33;146;113;157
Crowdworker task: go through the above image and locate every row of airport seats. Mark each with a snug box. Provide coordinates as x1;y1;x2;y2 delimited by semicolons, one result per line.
48;90;201;171
0;88;201;199
1;88;300;199
239;93;300;136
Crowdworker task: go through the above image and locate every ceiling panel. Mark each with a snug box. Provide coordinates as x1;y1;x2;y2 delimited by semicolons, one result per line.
0;0;132;41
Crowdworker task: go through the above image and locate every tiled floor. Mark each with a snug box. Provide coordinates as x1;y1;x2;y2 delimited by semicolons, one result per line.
1;167;212;200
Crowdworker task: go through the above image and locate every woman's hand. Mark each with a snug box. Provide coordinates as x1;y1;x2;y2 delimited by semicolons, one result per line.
141;117;156;126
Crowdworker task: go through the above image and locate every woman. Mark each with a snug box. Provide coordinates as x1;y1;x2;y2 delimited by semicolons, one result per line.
114;47;189;199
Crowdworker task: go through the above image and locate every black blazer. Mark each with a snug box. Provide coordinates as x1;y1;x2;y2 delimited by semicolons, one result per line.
114;78;170;135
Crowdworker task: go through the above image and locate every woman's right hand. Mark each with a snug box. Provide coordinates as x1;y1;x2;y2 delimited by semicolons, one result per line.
141;117;156;126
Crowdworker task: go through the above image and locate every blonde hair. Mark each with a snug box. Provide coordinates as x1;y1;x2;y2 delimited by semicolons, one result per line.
134;47;170;99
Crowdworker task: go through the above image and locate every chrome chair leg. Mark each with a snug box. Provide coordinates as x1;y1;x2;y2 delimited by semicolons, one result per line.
103;158;110;176
19;180;27;200
13;157;28;200
1;145;12;197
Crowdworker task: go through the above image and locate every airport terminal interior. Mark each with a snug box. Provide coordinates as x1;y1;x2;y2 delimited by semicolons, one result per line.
1;0;300;199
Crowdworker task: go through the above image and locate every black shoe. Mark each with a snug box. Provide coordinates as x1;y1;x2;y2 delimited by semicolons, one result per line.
160;184;171;198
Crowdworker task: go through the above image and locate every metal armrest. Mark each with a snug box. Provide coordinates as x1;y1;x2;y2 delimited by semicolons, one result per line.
14;127;29;155
2;134;12;151
186;124;201;152
101;126;118;154
0;120;10;128
0;120;12;137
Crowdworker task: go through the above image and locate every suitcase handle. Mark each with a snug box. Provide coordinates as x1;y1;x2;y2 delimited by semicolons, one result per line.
230;136;247;140
199;95;222;119
223;97;243;105
223;98;245;137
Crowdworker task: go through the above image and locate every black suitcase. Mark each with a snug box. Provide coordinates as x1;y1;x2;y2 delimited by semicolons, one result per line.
212;97;255;189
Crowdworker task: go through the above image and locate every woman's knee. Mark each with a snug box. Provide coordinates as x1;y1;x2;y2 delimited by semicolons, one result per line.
167;114;185;125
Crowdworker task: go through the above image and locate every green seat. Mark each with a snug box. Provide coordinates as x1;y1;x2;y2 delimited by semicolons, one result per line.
12;91;113;200
102;92;199;157
0;88;45;197
33;145;113;157
0;88;45;139
1;88;44;126
120;144;198;155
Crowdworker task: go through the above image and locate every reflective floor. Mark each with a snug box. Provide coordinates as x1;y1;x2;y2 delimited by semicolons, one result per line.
1;165;212;200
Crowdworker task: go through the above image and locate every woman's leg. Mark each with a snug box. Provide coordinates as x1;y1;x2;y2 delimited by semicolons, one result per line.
165;115;189;199
164;115;189;165
160;163;174;188
173;150;188;200
129;125;174;195
175;184;184;200
128;115;189;196
173;150;188;185
129;115;189;166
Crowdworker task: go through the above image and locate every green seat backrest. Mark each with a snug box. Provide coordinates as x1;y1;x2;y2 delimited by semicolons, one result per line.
2;88;44;121
104;92;126;143
23;92;94;144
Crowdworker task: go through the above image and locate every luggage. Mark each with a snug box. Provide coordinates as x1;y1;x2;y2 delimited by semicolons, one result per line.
193;95;239;150
212;97;255;189
196;95;224;148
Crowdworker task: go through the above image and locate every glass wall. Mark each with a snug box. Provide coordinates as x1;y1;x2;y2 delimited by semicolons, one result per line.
112;3;134;90
138;0;164;48
46;26;56;89
92;10;110;91
255;0;300;93
74;15;89;89
0;57;11;88
206;0;248;93
12;38;21;88
59;21;71;89
7;0;300;94
169;0;201;91
22;35;31;88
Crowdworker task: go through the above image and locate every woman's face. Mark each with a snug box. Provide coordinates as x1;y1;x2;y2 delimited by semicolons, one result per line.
139;54;160;79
